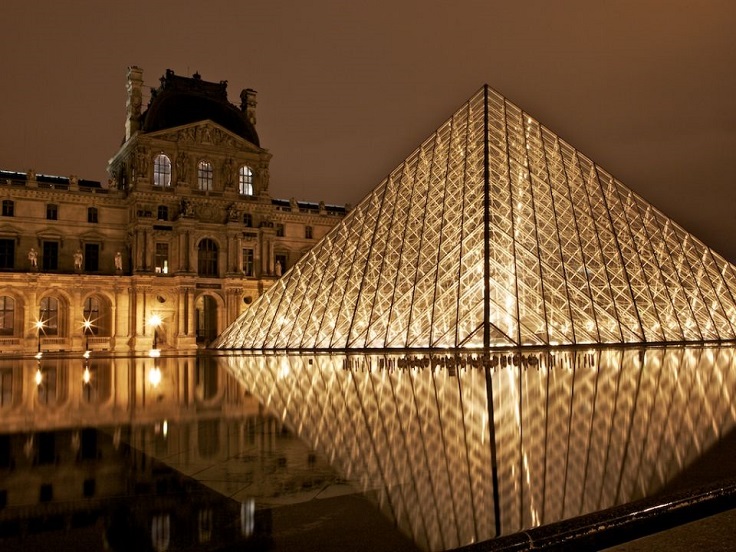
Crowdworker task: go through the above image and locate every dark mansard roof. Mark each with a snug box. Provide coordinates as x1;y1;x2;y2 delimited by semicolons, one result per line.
141;69;259;146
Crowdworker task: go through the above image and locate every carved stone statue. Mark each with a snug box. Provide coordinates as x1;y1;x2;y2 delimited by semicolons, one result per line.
180;198;194;218
74;249;83;271
176;153;189;181
115;251;123;271
275;260;282;277
28;248;38;268
136;149;149;178
227;203;239;222
222;158;234;188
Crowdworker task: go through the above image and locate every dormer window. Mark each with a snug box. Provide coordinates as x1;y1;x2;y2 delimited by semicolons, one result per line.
239;166;253;195
153;154;172;187
198;161;213;191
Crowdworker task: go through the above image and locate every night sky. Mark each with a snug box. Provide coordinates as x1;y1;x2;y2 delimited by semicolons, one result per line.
2;2;736;260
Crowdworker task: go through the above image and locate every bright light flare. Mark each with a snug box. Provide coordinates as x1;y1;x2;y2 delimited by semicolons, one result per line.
148;367;162;387
148;314;162;328
82;366;91;384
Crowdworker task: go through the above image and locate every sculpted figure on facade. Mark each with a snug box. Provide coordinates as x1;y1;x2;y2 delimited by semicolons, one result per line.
136;148;149;179
28;248;38;268
227;203;239;222
176;153;189;181
74;250;83;271
114;251;123;272
180;198;194;218
222;158;234;188
259;163;270;191
179;127;195;143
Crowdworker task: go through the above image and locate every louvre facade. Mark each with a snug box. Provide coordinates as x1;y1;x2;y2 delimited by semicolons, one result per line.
0;67;346;355
217;86;736;350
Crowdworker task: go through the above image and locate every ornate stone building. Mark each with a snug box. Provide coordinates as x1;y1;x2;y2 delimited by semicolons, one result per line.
0;68;346;354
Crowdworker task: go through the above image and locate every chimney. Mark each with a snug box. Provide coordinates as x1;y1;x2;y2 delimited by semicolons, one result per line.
240;88;257;126
125;66;144;141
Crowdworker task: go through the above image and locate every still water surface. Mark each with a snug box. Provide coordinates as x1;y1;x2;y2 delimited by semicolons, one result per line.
0;346;735;550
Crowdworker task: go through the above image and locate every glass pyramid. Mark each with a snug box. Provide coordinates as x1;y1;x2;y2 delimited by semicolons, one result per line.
216;86;736;350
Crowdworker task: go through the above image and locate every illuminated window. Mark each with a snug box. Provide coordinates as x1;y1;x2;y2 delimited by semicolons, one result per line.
157;205;169;221
153;154;172;187
87;207;98;223
46;204;58;220
243;213;252;227
198;239;218;277
39;297;59;336
83;297;100;335
0;296;14;335
239;166;253;195
242;248;254;277
198;161;213;191
0;239;14;269
155;243;169;274
1;201;13;217
305;225;313;239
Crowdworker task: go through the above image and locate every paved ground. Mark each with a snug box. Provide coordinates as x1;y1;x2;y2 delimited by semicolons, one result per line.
604;427;736;552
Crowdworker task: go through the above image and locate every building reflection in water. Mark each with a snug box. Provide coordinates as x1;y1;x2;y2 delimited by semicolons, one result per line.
0;347;734;551
0;354;353;551
224;346;736;551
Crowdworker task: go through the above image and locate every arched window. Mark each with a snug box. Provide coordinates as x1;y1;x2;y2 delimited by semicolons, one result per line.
153;154;172;187
239;166;253;195
198;161;213;191
39;297;59;336
198;239;218;277
0;296;14;335
83;297;100;336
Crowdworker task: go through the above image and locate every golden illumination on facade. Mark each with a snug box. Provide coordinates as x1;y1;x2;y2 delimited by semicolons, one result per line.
216;86;736;350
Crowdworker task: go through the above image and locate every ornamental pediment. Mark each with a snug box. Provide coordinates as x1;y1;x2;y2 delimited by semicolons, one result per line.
145;121;264;154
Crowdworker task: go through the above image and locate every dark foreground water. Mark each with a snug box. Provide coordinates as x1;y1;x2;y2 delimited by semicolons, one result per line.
0;346;735;551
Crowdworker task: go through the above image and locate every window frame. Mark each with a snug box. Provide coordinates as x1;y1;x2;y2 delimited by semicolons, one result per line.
42;241;59;271
197;160;213;191
0;296;14;336
39;296;59;336
46;204;58;220
197;238;218;277
84;243;100;272
0;239;15;269
153;154;172;187
242;248;255;277
1;200;14;217
87;207;98;224
155;242;170;274
239;165;254;195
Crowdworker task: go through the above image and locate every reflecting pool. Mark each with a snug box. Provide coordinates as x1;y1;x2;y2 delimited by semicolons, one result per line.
1;347;735;550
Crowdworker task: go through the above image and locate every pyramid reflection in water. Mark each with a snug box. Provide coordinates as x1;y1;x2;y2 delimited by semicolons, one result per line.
217;86;736;350
222;347;736;550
